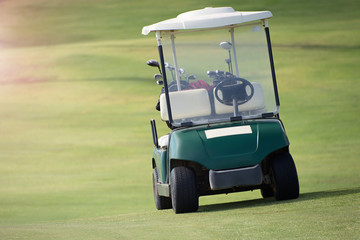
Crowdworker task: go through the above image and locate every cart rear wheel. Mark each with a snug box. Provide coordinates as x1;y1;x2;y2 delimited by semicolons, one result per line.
271;152;299;201
260;185;274;198
153;168;172;210
170;166;199;214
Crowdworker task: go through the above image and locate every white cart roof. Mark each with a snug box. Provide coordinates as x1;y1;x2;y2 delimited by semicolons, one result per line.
142;7;272;35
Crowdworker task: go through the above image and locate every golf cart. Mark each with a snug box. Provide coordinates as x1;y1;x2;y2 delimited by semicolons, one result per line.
142;7;299;213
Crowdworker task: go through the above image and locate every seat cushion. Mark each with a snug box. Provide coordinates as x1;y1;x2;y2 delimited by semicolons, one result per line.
160;88;211;121
158;134;169;148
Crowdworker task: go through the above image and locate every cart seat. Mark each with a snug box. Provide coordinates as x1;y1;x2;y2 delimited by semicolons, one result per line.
213;82;265;114
159;88;211;121
158;134;169;148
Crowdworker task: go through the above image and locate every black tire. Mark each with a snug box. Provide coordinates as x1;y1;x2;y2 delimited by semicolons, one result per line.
153;168;172;210
260;185;274;198
170;166;199;214
271;152;300;201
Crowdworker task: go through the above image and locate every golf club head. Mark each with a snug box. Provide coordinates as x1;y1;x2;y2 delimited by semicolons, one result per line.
154;74;163;80
165;62;175;71
147;59;160;67
220;41;232;50
188;75;196;81
207;70;216;78
216;70;225;75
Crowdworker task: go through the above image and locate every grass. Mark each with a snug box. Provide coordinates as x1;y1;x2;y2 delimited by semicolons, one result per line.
0;0;359;239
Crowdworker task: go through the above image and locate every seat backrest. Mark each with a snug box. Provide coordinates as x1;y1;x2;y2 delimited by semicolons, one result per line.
160;88;211;121
213;82;265;114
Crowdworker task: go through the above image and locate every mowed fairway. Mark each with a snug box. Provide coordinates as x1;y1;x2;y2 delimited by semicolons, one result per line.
0;0;359;239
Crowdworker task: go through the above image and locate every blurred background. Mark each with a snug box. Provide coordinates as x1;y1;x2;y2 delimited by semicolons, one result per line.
0;0;359;239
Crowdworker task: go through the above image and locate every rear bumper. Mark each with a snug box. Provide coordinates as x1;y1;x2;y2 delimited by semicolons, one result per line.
209;164;263;190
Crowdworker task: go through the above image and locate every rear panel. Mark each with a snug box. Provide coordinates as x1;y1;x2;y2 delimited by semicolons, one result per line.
168;119;289;170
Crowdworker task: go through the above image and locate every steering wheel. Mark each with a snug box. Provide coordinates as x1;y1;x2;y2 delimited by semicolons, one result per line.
214;78;254;106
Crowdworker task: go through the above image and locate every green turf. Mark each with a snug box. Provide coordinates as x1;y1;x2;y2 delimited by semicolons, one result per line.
0;0;359;239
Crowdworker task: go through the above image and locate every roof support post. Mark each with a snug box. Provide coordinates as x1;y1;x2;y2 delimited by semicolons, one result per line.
230;28;240;77
263;20;280;107
171;34;181;91
156;31;173;124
